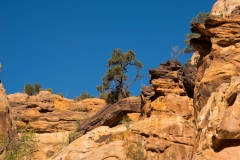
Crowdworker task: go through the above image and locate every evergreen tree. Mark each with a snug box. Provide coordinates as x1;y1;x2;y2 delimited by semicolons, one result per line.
96;49;144;103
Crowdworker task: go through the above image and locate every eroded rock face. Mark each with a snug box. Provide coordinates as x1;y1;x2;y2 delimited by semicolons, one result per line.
190;13;240;159
62;60;197;160
211;0;240;17
77;96;142;135
53;126;129;160
0;82;17;159
7;91;105;133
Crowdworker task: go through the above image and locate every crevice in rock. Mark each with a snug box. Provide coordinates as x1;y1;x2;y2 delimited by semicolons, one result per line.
213;139;240;152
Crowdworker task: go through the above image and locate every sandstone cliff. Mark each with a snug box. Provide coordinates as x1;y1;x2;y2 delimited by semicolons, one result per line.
190;7;240;160
53;60;197;160
0;82;17;159
5;91;106;159
1;1;240;160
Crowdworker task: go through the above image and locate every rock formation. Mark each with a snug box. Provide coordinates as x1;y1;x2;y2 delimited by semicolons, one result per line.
54;60;197;160
77;96;142;135
0;82;17;159
190;8;240;160
5;91;105;159
211;0;240;17
8;91;105;133
2;1;240;160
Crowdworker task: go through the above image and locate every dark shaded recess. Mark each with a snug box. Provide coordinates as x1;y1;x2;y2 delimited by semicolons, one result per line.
39;109;50;113
26;104;38;108
149;92;162;102
227;90;238;106
190;38;212;56
213;139;240;152
182;64;197;98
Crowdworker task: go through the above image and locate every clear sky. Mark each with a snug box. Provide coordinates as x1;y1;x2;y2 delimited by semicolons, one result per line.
0;0;216;99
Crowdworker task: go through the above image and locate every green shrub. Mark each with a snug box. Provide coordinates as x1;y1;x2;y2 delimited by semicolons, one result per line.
74;91;94;101
0;128;38;160
46;88;53;94
181;33;201;54
24;84;35;95
181;12;209;55
57;92;63;97
24;83;42;95
68;131;83;143
34;83;41;94
190;12;209;24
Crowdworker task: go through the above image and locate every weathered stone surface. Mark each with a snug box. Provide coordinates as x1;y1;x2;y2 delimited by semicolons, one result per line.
7;92;105;133
211;0;240;17
190;8;240;159
77;97;142;134
26;132;70;160
191;16;240;114
149;60;197;98
0;82;17;159
53;126;128;160
192;77;240;160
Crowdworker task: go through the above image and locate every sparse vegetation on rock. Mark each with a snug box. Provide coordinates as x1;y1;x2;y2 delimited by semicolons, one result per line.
181;12;209;54
74;91;94;101
0;128;37;160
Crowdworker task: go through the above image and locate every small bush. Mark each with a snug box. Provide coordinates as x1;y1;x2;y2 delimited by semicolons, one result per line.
190;12;209;24
0;128;38;160
23;83;42;95
34;83;41;93
181;33;200;54
57;92;63;97
74;92;94;101
46;88;53;94
68;131;83;143
24;84;35;95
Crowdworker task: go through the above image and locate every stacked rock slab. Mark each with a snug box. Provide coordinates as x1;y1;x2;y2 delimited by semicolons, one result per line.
190;11;240;159
8;91;106;133
0;82;17;159
141;60;196;159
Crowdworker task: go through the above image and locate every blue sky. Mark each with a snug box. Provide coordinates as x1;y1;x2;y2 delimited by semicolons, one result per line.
0;0;216;98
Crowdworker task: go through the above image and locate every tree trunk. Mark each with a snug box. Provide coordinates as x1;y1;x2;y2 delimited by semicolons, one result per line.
120;80;127;98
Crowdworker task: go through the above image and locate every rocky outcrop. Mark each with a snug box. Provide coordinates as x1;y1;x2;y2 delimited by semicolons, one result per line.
7;92;105;133
53;126;129;160
190;11;240;159
77;96;142;135
0;82;17;159
55;60;196;160
211;0;240;17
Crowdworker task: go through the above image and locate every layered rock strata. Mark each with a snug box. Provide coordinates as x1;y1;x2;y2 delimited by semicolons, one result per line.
8;91;105;133
190;12;240;159
55;60;197;160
